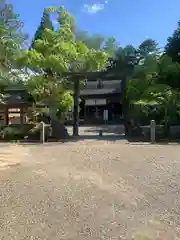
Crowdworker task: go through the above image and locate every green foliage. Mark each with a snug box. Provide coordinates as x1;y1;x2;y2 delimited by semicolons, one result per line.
17;6;109;120
138;39;159;57
158;55;180;88
103;37;119;55
0;0;27;73
57;91;73;113
165;21;180;64
76;31;105;50
0;126;22;140
127;53;180;127
4;1;180;135
110;39;160;80
75;29;118;55
117;45;137;58
30;8;54;49
133;55;158;83
0;0;27;92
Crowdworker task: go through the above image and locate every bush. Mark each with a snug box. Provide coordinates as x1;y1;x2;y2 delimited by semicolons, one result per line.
27;123;41;140
0;123;52;142
0;126;22;140
27;123;51;141
128;124;168;142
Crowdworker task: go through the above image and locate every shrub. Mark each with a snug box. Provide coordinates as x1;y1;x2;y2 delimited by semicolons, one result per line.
0;126;22;140
25;123;41;140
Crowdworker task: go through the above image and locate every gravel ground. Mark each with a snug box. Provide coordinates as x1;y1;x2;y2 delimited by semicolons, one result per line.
0;140;180;239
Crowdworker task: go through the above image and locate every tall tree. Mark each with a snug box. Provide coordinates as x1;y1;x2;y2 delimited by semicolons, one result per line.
103;37;119;56
109;40;160;80
127;54;180;130
17;6;109;121
30;8;54;49
138;39;159;58
109;45;138;78
75;29;118;55
0;0;27;87
165;21;180;64
75;30;104;50
158;55;180;89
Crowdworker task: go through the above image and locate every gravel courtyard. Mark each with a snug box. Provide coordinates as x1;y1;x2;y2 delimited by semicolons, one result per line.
0;140;180;239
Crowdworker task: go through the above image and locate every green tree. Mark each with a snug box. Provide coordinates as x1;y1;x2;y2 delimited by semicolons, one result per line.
165;21;180;64
75;29;118;55
158;55;180;89
109;45;138;79
112;40;159;79
127;54;180;131
103;37;119;56
30;8;54;49
18;6;109;121
56;91;73;119
75;30;104;50
138;39;159;58
0;0;27;88
127;55;158;101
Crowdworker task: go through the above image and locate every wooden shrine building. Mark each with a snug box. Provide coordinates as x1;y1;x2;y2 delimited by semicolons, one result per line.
0;88;34;126
79;75;124;124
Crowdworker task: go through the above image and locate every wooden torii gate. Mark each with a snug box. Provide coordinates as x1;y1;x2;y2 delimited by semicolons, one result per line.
61;72;126;137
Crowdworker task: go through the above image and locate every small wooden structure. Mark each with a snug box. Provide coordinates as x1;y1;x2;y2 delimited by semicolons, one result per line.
0;88;34;126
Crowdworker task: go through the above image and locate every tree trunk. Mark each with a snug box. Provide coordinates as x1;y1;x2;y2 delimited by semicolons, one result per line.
49;103;69;141
73;77;80;136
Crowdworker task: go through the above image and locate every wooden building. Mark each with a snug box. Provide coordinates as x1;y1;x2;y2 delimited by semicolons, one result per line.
79;79;123;124
0;88;34;126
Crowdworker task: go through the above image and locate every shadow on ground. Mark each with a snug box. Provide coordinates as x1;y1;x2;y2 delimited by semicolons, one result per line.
127;136;180;145
68;134;126;142
83;126;125;135
18;135;126;147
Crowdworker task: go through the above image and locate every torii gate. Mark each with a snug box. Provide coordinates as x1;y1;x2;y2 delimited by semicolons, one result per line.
61;72;126;137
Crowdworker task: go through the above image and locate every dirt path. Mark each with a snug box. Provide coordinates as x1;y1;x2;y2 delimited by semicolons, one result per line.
0;141;180;239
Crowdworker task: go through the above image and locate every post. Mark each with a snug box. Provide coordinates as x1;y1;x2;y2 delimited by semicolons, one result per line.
73;77;80;136
150;120;156;143
121;76;129;136
40;121;45;144
103;109;108;125
20;108;24;125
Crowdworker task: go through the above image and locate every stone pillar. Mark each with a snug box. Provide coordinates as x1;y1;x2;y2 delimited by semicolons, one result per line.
40;121;45;144
150;120;156;143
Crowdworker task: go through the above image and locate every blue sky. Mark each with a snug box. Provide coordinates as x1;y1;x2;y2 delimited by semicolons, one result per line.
10;0;180;48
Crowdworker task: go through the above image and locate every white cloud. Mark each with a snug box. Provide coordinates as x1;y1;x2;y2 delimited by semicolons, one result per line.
83;1;108;14
83;3;104;13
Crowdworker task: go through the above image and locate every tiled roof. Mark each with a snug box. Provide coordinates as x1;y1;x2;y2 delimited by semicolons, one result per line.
0;89;34;105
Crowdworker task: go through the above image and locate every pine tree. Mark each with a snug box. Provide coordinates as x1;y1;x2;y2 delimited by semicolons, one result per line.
138;39;159;57
165;21;180;64
30;8;54;49
0;0;27;85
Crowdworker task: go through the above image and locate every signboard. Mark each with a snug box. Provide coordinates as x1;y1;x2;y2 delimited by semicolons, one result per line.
96;99;106;105
85;99;95;106
8;108;20;112
85;99;106;106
